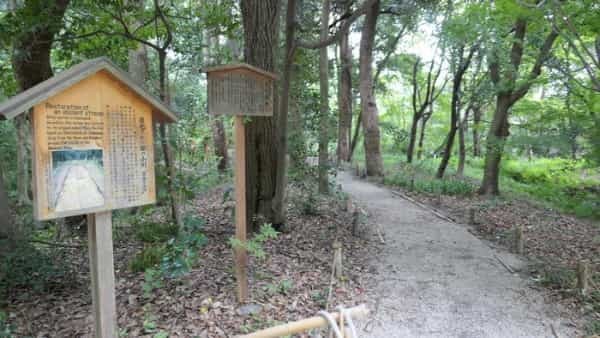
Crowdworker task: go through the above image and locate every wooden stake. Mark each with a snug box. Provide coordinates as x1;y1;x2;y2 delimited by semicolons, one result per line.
513;225;524;255
332;241;343;280
87;211;117;338
577;261;589;296
234;116;248;302
468;208;476;225
237;304;369;338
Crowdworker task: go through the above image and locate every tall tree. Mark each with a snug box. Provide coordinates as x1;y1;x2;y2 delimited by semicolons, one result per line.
406;54;444;163
336;0;352;163
240;0;280;229
436;43;476;178
358;0;384;176
318;0;331;192
480;10;559;195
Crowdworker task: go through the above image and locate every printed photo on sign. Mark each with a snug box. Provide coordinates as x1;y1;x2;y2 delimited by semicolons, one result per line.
51;149;105;213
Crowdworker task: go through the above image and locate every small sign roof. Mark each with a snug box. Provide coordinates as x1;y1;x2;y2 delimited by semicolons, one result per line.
0;57;177;122
204;63;278;80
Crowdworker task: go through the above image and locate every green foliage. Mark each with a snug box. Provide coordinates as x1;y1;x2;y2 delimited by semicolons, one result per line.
230;224;278;260
383;163;475;196
0;311;14;338
129;245;167;273
264;279;293;296
135;221;179;244
142;268;163;299
0;241;70;297
539;266;576;290
159;216;207;278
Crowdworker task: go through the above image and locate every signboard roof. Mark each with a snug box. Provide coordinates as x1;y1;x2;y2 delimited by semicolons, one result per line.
0;57;177;123
204;63;278;80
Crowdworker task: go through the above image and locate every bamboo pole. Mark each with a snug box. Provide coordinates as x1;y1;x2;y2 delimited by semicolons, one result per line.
237;304;369;338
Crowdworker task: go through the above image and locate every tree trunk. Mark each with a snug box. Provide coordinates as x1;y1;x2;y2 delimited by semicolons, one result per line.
416;107;432;160
273;0;297;226
436;85;460;178
0;163;17;253
472;105;481;157
406;111;420;163
359;0;384;177
212;118;228;171
479;95;511;195
15;115;31;205
457;108;469;177
336;1;352;163
157;51;181;226
318;0;330;193
241;0;280;230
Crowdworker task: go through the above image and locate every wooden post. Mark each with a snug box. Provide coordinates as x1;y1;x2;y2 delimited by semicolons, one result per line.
577;261;589;296
513;225;524;255
87;211;117;338
234;116;248;302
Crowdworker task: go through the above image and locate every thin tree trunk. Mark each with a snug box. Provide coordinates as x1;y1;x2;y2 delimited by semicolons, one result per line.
337;1;352;163
0;163;17;252
472;105;481;157
359;0;384;176
457;108;469;177
348;109;361;162
212;118;228;171
407;110;420;163
416;107;432;160
273;0;297;226
318;0;330;193
15;115;30;205
241;0;280;230
157;51;181;226
437;44;475;179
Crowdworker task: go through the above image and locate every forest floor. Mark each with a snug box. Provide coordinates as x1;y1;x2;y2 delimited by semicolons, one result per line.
339;170;581;337
5;181;378;337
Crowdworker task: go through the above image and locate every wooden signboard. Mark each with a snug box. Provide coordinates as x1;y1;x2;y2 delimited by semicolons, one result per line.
0;57;177;338
205;64;276;303
32;71;156;220
206;64;276;117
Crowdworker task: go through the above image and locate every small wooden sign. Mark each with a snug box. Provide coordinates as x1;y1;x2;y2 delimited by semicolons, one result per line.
206;63;277;117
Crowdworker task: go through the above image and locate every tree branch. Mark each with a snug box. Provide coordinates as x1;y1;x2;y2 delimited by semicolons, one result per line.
296;0;376;49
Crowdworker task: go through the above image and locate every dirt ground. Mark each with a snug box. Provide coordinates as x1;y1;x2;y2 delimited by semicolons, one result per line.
338;171;580;337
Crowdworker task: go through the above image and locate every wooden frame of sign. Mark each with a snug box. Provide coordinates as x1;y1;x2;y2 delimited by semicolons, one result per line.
205;63;277;302
0;57;177;338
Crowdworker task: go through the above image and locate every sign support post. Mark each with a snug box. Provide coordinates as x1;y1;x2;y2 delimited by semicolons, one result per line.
87;211;117;338
234;116;248;302
205;63;277;303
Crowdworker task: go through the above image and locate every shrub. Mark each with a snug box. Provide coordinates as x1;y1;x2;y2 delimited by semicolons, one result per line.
135;221;179;243
0;311;14;338
0;241;70;297
129;245;167;272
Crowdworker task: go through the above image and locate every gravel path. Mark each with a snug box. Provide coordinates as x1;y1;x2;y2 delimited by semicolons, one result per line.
338;171;577;338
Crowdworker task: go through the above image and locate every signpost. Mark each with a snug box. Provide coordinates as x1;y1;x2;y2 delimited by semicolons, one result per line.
0;57;177;337
205;64;277;302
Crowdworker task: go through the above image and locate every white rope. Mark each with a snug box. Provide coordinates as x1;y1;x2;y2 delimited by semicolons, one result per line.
338;306;358;338
318;310;343;338
318;306;360;338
